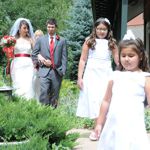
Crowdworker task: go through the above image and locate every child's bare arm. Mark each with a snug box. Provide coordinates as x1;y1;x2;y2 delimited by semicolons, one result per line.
112;46;119;66
77;41;89;90
95;80;113;138
145;76;150;106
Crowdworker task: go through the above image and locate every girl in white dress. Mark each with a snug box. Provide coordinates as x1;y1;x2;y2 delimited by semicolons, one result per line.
95;38;150;150
10;18;35;100
76;18;119;140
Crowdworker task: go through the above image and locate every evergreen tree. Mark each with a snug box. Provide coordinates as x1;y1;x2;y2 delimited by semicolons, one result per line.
62;0;93;81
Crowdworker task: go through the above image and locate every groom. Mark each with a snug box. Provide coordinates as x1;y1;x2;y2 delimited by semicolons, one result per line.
32;18;67;107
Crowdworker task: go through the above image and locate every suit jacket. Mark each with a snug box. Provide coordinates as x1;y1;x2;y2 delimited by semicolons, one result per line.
32;34;67;77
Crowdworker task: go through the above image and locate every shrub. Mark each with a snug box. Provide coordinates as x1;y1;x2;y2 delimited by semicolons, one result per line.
145;108;150;132
59;79;79;116
0;135;48;150
59;79;95;129
0;95;78;149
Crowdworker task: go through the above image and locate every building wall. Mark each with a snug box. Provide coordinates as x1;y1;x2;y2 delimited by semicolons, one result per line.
127;25;144;40
127;13;144;41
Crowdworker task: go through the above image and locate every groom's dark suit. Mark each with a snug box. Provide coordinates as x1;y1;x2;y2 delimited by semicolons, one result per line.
32;34;67;106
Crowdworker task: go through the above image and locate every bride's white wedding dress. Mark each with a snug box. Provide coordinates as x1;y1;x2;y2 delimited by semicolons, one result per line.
11;38;36;100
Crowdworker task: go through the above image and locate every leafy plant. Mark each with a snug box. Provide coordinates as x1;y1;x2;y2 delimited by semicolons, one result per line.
59;79;79;116
0;95;78;149
145;108;150;132
0;135;48;150
59;79;95;129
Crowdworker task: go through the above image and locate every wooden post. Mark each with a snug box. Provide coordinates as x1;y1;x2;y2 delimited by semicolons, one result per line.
121;0;128;39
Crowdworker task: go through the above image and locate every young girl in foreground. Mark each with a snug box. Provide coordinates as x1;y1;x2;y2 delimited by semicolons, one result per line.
95;38;150;150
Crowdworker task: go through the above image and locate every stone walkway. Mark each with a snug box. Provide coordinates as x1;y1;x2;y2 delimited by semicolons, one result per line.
71;129;150;150
72;129;98;150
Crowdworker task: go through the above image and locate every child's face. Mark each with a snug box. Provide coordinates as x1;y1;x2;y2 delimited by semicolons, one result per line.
120;47;140;71
96;23;108;39
35;33;42;40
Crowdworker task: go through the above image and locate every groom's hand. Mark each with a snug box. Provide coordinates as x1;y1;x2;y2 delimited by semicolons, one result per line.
38;54;46;64
44;59;52;67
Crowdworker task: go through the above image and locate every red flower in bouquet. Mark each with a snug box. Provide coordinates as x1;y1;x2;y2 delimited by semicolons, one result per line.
0;35;16;74
0;35;16;57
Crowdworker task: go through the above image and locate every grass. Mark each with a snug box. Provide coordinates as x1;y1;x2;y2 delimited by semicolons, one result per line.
59;79;95;129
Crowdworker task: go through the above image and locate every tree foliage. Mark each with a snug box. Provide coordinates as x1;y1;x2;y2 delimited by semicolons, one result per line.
0;0;72;33
0;0;72;66
62;0;93;80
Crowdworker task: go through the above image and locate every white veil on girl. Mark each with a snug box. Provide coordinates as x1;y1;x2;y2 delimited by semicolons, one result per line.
9;18;34;38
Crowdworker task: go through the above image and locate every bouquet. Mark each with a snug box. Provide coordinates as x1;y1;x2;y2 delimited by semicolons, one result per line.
0;35;16;58
0;35;16;74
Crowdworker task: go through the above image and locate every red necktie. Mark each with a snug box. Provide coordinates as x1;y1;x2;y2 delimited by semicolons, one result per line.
50;36;55;68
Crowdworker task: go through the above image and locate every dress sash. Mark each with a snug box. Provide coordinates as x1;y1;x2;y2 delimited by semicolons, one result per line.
14;54;31;57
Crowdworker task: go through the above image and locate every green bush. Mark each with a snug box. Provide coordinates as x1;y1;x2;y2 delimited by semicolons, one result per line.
0;67;11;87
145;108;150;132
59;79;95;129
59;79;79;116
0;135;48;150
0;95;79;149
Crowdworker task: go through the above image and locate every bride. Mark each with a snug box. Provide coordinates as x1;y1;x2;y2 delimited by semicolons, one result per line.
10;18;36;100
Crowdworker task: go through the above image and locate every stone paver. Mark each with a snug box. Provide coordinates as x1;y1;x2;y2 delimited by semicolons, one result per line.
70;129;150;150
70;129;97;150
